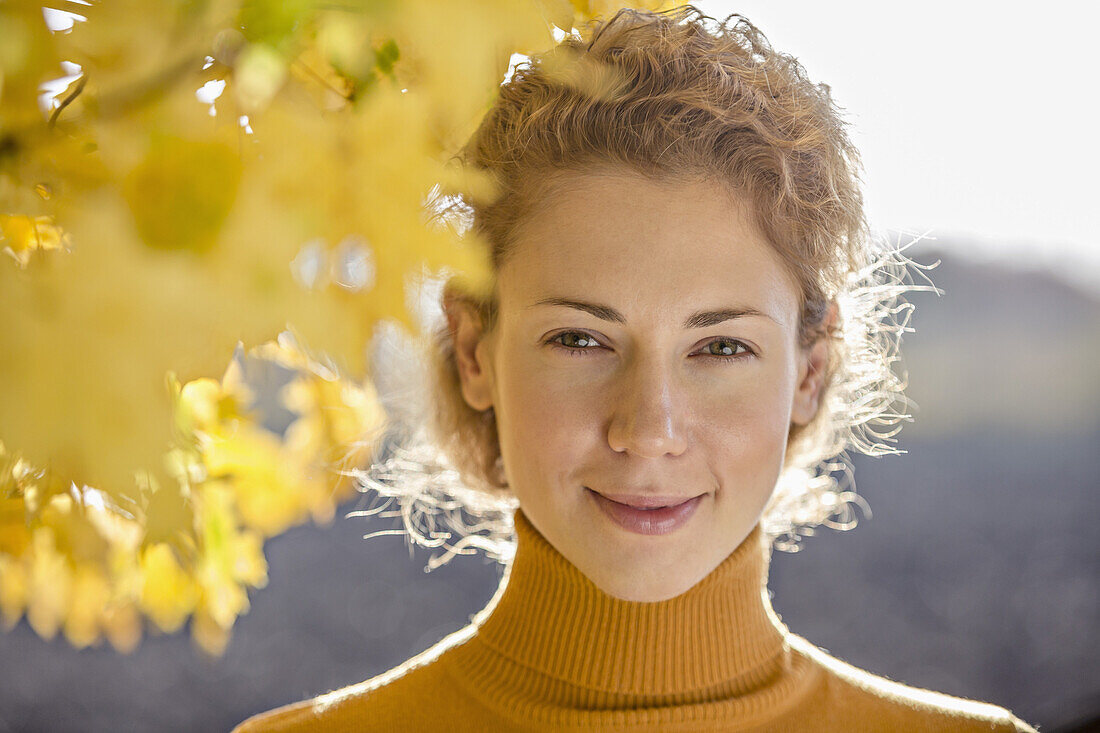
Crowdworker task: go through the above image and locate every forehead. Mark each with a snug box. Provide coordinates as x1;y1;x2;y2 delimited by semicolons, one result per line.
499;169;801;327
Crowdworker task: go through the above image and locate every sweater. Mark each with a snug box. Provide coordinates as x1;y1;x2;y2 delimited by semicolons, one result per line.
233;508;1039;732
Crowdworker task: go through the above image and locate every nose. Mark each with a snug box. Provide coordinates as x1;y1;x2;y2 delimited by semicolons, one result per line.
606;354;689;458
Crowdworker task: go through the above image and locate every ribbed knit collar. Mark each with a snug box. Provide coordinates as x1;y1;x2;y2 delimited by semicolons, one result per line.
467;507;792;702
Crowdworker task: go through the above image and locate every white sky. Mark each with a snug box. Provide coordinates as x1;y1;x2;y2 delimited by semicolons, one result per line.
693;0;1100;293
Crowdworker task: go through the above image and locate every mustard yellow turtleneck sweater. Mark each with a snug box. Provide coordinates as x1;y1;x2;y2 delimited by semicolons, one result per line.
234;509;1038;732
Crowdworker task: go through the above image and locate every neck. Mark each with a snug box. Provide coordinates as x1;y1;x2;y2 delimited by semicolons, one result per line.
470;507;790;699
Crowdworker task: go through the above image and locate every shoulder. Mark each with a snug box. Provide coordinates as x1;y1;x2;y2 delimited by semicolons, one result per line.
231;624;479;733
786;634;1039;732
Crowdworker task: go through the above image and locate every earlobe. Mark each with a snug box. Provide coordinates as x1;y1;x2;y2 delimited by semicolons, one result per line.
444;291;495;413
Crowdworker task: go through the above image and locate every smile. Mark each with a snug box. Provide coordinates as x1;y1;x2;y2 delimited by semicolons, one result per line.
585;487;704;535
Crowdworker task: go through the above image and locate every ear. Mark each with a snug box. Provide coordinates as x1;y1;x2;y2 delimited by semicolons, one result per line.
443;290;495;412
790;302;836;427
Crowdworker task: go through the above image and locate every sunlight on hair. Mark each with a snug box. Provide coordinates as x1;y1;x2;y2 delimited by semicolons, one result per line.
347;438;518;571
346;317;517;570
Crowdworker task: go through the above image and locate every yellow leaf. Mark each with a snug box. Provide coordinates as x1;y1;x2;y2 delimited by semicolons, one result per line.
139;542;197;633
0;555;28;630
195;480;258;629
101;598;141;654
122;134;242;255
63;562;111;648
533;0;576;32
0;496;30;557
191;603;230;657
0;214;71;267
26;527;71;640
233;528;268;589
234;43;288;112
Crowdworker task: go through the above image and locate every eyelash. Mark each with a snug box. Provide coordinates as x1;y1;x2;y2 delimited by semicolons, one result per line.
545;331;755;363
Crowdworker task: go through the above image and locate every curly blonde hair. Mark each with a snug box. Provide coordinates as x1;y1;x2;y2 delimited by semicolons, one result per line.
354;5;933;565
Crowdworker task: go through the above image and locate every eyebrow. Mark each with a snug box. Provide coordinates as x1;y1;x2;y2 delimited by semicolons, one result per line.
528;297;778;328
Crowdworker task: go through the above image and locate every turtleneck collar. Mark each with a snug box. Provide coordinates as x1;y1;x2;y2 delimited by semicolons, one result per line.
467;507;792;700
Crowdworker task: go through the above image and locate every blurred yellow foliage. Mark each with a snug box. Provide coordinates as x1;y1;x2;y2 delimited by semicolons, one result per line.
0;332;388;654
139;542;198;634
0;0;682;655
0;213;71;265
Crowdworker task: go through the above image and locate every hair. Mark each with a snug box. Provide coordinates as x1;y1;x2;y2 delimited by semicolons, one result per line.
352;5;935;566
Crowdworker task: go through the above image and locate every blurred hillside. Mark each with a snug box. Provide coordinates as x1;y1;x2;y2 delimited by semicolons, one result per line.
0;240;1096;732
895;243;1100;436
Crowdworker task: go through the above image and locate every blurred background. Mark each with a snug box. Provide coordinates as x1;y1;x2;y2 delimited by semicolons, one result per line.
2;1;1097;731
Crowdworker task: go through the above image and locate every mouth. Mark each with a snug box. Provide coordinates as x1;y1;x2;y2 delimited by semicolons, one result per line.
585;487;705;535
587;489;703;509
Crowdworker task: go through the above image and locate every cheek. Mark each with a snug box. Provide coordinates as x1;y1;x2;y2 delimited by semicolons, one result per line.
493;355;597;489
693;369;794;477
695;358;794;427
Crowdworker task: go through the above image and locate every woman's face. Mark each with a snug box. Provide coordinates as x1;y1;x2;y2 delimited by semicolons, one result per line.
449;168;827;602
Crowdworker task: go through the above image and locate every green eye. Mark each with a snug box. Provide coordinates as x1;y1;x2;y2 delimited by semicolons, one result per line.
704;339;749;358
547;332;755;363
557;332;599;349
547;331;602;357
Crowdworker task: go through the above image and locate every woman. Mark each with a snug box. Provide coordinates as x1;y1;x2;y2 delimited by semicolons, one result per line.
235;6;1037;731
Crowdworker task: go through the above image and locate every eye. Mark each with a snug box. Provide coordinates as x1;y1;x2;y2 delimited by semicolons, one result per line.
546;331;755;363
698;338;754;363
546;330;603;356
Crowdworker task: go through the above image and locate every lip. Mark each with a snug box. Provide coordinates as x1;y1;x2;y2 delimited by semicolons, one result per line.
586;488;704;536
597;493;700;508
